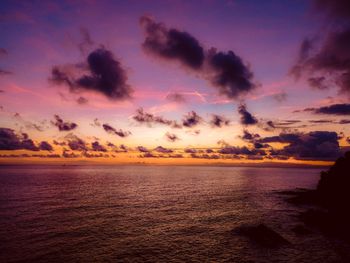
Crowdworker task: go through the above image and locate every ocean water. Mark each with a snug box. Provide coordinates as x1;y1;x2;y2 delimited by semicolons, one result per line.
0;165;348;262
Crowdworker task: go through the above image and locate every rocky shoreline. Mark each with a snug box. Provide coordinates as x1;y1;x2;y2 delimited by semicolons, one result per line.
280;151;350;241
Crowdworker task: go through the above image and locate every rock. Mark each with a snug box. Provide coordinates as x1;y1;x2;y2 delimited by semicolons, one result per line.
291;224;312;235
234;223;290;248
317;151;350;215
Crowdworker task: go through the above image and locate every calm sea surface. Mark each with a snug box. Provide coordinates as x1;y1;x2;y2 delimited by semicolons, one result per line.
0;165;348;262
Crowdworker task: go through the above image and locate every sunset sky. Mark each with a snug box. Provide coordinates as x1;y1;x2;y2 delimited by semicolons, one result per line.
0;0;349;165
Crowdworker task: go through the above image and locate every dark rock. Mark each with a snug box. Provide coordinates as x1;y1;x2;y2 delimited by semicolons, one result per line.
291;224;312;235
279;152;350;241
234;223;290;248
317;151;350;215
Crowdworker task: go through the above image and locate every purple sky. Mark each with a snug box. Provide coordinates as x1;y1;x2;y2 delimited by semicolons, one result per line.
0;0;349;164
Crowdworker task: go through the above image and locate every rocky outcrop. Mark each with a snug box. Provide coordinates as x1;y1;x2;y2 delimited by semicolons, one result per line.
234;223;290;248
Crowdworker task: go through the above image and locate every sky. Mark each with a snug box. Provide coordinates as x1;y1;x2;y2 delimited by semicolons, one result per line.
0;0;349;165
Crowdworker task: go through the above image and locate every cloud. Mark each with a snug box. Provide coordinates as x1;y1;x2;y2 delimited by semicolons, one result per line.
39;141;53;151
218;145;266;156
272;91;287;102
0;128;39;151
241;129;261;142
13;113;48;132
132;108;181;128
76;96;88;105
291;0;350;96
91;141;107;152
140;15;205;69
166;92;186;103
50;47;133;100
190;153;220;159
210;114;230;128
301;103;350;115
62;150;80;158
206;48;257;99
184;148;197;153
52;115;78;131
78;27;94;54
0;48;11;76
182;111;202;127
154;146;173;153
165;132;180;142
137;146;149;152
66;134;88;151
102;123;131;137
53;140;66;146
238;103;258;125
339;119;350;124
258;131;341;160
139;16;257;99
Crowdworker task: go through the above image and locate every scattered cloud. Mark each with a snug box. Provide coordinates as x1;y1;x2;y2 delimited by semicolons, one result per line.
140;16;257;99
165;132;180;142
209;114;230;128
50;47;133;100
238;103;258;125
182;111;202;127
52;115;78;131
102;123;131;137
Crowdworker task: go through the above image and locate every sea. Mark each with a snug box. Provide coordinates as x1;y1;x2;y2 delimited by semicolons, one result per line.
0;165;349;262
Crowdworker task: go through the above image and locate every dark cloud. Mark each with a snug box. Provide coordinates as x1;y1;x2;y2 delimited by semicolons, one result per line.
137;146;149;153
66;135;88;152
206;48;257;99
166;92;186;103
182;111;202;128
241;129;261;142
53;140;66;146
165;132;180;142
218;145;266;156
302;103;350;115
52;115;78;131
210;114;230;128
39;141;53;151
62;150;80;158
0;128;39;151
184;148;197;153
120;144;128;152
347;137;350;144
238;103;258;125
91;141;107;152
154;146;173;153
190;153;220;159
139;152;156;158
140;16;205;69
339;119;350;124
291;1;350;96
102;123;131;137
259;131;341;160
308;119;334;123
139;16;257;99
50;47;133;100
308;76;328;90
132;108;181;128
